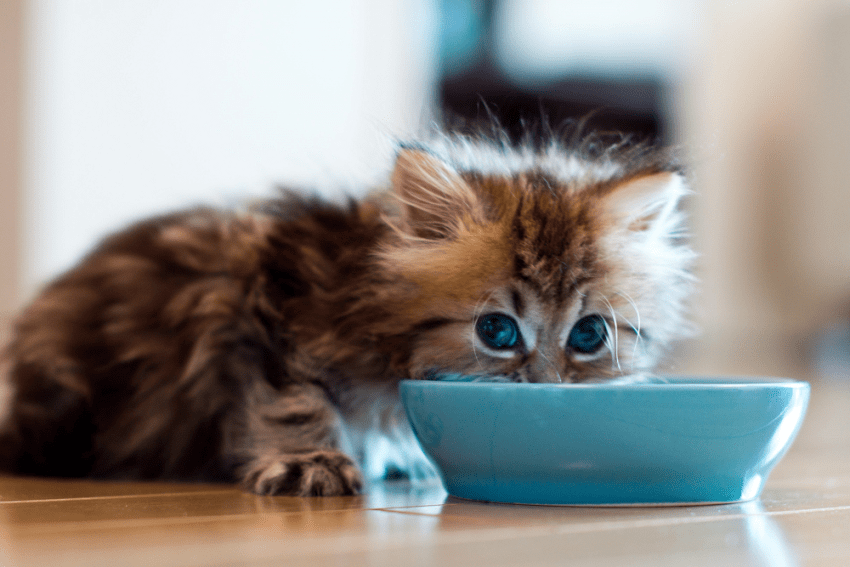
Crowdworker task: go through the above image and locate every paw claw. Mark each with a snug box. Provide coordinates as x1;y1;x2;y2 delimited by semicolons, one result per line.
242;450;362;496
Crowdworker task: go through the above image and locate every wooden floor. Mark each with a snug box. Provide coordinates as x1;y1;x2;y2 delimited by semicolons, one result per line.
0;352;848;566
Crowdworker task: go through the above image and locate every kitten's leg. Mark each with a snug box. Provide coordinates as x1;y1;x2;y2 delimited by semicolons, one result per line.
229;382;362;496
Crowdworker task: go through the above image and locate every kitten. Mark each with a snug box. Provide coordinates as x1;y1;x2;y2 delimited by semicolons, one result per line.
0;130;694;496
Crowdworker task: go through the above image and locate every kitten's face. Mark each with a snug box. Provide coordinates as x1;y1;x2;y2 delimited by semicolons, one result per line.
380;143;692;383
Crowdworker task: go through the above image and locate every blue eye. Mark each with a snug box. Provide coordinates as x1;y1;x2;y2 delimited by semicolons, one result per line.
567;315;608;354
476;313;520;350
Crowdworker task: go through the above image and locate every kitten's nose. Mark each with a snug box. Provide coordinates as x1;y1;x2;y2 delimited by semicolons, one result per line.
526;351;563;383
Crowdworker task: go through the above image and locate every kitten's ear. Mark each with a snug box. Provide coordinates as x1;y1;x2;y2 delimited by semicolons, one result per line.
602;171;688;234
391;148;479;239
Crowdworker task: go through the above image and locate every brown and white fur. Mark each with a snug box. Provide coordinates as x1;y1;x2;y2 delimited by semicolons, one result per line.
0;130;694;495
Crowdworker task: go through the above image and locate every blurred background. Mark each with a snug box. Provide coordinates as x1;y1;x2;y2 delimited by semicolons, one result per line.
1;0;848;379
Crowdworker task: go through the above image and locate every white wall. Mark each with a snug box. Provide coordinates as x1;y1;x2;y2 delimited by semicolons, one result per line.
23;0;436;294
494;0;700;84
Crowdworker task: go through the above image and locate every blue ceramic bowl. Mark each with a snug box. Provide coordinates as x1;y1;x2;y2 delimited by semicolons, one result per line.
400;377;809;505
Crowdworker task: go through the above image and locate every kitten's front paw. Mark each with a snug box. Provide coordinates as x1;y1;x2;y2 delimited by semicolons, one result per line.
242;450;363;496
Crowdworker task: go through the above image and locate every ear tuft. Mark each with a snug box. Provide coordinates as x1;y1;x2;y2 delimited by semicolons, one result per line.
603;171;688;234
391;148;479;239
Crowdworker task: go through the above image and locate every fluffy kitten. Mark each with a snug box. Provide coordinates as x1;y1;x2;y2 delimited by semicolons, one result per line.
0;130;693;496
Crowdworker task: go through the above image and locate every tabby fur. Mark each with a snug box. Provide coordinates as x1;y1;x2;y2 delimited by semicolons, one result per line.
0;130;694;495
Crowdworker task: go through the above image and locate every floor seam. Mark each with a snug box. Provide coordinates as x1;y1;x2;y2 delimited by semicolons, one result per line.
0;490;240;504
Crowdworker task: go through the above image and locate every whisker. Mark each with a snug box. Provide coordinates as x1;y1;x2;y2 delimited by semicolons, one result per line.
470;289;497;371
602;297;622;374
614;289;643;364
614;289;641;336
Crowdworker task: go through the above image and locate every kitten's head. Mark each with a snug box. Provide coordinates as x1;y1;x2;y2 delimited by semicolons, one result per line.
379;133;694;383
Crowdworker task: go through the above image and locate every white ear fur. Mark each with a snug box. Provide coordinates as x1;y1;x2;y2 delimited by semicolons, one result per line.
391;148;478;238
604;172;688;235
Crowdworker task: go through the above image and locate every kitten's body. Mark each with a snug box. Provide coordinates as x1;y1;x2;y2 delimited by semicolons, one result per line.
0;131;693;495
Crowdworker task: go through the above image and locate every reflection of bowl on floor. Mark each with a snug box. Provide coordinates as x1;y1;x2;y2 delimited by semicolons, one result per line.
400;377;810;505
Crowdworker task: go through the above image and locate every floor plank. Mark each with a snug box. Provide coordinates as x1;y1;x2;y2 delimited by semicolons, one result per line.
0;369;846;566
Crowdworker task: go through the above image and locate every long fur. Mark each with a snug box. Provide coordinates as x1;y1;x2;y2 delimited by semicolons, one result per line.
0;129;694;495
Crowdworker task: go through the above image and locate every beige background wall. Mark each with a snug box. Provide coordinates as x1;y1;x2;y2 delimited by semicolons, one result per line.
0;0;23;328
683;0;850;350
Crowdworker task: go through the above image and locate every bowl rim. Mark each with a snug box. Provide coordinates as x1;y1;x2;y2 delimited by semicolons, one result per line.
399;375;810;391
